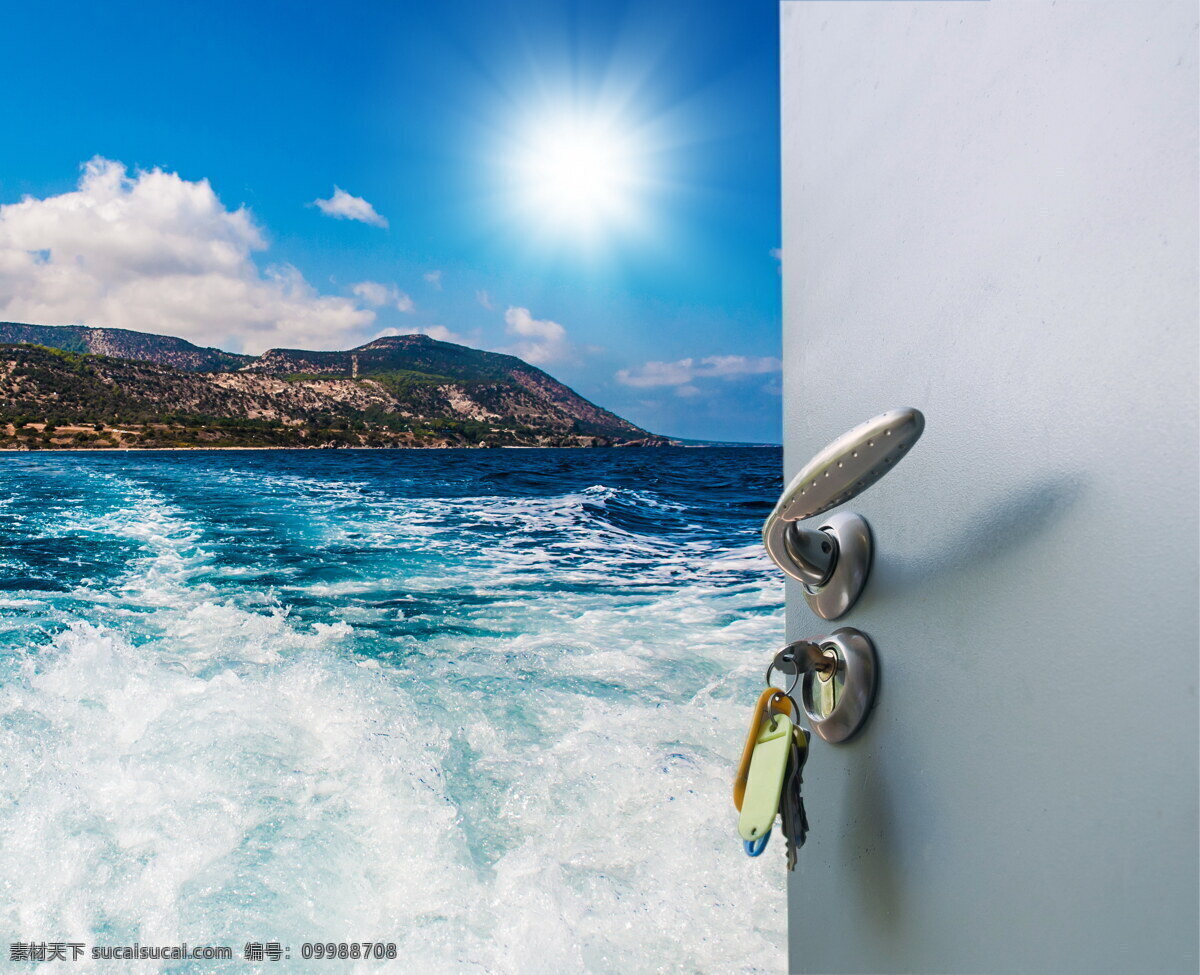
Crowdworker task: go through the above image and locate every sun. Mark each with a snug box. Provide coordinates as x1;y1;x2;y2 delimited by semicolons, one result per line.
506;112;647;239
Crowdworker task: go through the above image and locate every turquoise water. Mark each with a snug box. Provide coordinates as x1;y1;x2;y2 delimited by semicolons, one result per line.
0;449;785;973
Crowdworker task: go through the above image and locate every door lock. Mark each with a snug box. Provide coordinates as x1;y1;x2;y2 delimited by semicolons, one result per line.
763;408;925;619
769;629;878;743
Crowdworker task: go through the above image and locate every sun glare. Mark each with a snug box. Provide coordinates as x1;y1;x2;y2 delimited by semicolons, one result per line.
506;113;648;240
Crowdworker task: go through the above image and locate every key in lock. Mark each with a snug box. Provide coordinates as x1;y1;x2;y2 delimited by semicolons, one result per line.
807;646;842;719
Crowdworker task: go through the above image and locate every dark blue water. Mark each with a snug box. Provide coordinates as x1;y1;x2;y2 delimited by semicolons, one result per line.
0;448;785;973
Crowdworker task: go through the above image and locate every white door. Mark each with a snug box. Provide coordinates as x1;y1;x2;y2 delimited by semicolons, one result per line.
779;2;1198;972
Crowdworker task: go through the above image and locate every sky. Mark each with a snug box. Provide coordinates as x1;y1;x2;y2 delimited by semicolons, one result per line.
0;0;783;443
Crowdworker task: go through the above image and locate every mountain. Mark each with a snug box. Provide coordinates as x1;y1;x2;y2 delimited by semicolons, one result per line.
0;323;669;450
0;322;251;372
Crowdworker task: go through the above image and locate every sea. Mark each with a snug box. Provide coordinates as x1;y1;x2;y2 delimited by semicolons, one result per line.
0;447;786;974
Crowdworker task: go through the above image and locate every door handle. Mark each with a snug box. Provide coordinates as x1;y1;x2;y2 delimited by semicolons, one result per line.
764;408;924;619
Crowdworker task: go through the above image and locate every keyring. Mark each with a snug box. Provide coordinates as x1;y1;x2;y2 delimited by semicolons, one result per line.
764;638;825;698
763;657;800;699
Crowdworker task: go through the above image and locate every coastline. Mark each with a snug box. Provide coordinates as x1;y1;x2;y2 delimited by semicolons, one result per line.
0;442;771;454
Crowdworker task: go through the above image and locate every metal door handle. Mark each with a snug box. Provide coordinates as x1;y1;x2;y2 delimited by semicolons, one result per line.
764;408;924;619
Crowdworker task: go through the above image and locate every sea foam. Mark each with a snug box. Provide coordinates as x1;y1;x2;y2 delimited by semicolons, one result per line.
0;449;785;974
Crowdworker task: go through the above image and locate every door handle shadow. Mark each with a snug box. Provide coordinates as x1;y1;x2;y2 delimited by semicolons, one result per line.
864;474;1086;601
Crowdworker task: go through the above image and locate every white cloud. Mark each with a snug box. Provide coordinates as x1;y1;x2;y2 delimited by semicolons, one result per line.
615;354;782;388
417;325;467;344
699;354;783;378
311;186;388;228
500;306;573;365
616;359;696;387
351;280;414;312
0;157;375;353
770;247;783;274
423;270;442;290
476;289;493;310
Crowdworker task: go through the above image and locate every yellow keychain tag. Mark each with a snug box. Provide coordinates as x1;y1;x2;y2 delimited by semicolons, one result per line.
733;689;794;812
737;709;793;850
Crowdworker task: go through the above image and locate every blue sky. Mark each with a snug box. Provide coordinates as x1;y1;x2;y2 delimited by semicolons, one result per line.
0;0;782;442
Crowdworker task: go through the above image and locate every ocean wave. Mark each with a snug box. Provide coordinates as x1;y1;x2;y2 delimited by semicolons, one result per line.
0;449;787;974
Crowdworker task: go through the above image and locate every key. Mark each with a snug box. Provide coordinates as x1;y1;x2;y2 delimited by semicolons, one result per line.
778;719;811;871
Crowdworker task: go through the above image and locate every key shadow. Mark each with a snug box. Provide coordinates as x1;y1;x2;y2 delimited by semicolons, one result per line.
837;685;906;937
